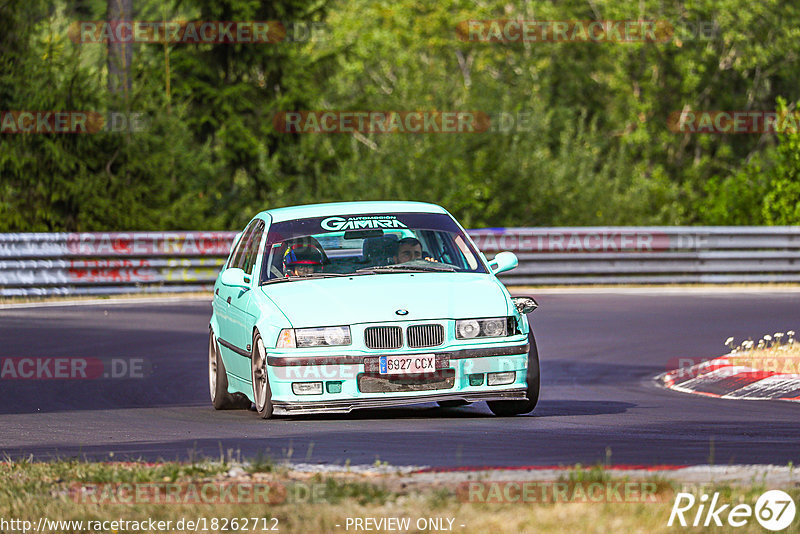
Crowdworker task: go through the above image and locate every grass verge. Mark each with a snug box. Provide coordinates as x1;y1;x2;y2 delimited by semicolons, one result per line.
1;460;798;533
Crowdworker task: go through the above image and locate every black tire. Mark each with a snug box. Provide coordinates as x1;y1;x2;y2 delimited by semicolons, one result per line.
251;331;274;419
437;400;470;408
209;329;234;410
487;331;540;416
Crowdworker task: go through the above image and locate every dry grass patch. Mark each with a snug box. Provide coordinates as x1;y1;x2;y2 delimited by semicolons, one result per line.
1;461;798;533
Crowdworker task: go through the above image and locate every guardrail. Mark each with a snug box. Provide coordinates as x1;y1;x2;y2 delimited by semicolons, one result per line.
1;227;799;296
0;232;234;297
471;227;800;285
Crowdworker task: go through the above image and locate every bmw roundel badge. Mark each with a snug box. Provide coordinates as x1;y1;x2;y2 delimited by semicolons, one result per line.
395;309;409;316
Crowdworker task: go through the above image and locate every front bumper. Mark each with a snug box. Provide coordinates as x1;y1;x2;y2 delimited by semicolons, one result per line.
272;389;527;415
265;340;531;415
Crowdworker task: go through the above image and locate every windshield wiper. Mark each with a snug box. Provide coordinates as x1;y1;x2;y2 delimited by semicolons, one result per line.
356;263;456;273
261;277;294;285
262;272;354;285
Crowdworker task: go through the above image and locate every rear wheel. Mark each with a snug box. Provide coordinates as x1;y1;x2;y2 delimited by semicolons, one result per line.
251;331;274;419
209;330;234;409
487;331;540;416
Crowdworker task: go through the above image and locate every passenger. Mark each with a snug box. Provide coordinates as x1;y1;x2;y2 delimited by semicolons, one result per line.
283;244;324;277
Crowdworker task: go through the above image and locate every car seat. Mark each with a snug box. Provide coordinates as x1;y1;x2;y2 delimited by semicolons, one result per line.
362;234;399;266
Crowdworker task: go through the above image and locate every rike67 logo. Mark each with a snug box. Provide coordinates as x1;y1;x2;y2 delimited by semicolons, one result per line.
669;490;796;531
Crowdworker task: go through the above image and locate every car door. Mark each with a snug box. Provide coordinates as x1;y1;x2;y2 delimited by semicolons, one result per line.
229;219;264;343
215;223;255;374
223;220;265;380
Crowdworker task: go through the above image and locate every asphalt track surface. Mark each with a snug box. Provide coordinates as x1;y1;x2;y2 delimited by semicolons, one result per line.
1;291;798;467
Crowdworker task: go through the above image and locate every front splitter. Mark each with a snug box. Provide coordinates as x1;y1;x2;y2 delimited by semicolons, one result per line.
272;388;528;415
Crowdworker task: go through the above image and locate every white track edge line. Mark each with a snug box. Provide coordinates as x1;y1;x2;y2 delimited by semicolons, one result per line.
0;295;211;310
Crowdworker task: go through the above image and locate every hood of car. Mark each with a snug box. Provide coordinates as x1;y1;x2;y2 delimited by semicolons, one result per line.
261;273;511;328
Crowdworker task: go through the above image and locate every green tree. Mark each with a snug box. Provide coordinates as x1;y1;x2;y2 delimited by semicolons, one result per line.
762;100;800;224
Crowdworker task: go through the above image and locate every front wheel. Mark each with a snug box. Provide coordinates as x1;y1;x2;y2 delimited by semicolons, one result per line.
487;331;540;416
251;332;274;419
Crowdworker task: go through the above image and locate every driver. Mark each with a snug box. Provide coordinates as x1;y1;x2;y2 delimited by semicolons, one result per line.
393;237;423;264
283;244;324;277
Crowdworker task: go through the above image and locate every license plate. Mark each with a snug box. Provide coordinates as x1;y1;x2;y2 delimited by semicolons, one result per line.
379;354;436;375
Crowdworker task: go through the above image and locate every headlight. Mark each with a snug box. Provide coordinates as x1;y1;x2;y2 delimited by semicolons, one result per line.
456;317;508;339
456;319;480;339
277;326;351;348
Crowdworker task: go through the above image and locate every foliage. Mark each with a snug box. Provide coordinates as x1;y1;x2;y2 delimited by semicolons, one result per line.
1;0;799;230
762;99;800;225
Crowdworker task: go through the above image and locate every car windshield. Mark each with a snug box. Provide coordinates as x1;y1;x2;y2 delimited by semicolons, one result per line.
260;212;486;283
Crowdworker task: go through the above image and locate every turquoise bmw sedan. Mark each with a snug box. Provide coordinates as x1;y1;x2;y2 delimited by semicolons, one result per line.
209;201;539;418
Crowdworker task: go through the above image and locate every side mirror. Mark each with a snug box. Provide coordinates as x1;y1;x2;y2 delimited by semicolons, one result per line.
220;267;251;288
488;251;518;274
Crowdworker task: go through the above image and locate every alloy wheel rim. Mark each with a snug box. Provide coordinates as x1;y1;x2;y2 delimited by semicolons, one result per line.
253;338;267;410
208;334;217;400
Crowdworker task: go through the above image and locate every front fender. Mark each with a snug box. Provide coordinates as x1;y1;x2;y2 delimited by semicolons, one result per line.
252;289;293;350
209;308;222;337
